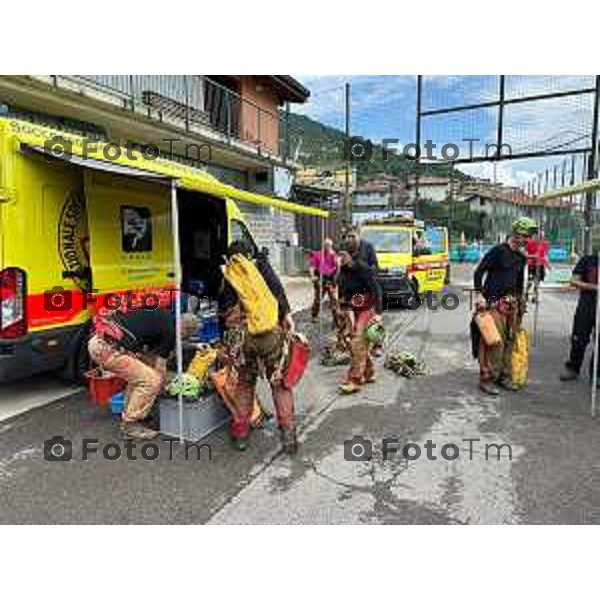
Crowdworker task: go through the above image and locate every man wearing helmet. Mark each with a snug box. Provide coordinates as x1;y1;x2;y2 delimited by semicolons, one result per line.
472;217;537;395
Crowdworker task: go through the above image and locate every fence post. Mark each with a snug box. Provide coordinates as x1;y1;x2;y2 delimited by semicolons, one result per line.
284;101;290;163
183;75;190;132
225;88;231;143
257;107;262;155
129;75;135;111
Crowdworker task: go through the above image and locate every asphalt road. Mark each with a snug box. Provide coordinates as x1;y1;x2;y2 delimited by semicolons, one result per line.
1;284;599;524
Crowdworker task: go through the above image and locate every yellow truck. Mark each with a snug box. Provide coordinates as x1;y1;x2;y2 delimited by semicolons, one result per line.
360;216;449;301
0;117;323;382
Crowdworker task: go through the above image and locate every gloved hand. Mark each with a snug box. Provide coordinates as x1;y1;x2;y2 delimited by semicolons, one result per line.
283;313;295;332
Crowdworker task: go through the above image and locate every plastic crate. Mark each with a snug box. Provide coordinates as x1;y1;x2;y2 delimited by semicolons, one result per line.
159;394;230;441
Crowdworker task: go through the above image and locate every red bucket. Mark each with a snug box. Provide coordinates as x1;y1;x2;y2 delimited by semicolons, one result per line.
86;369;126;406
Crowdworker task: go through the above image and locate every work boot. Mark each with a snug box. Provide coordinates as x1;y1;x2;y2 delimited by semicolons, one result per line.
280;427;298;455
497;377;520;392
120;422;159;441
559;368;579;382
364;374;377;384
339;381;361;394
231;435;249;452
479;381;501;396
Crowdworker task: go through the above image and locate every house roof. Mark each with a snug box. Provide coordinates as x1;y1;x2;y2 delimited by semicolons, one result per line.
265;76;310;103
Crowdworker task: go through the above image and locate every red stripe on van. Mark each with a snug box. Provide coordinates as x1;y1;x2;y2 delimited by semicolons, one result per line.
26;285;177;329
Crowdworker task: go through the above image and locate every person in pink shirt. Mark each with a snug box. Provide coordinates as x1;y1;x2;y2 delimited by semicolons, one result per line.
309;238;339;323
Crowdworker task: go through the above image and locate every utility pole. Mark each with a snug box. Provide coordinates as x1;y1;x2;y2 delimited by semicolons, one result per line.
415;76;422;220
344;82;352;227
584;75;600;253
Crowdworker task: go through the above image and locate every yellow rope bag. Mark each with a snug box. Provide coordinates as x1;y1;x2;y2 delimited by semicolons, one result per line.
223;254;279;335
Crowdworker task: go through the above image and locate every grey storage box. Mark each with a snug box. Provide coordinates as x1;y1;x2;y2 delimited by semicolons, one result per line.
159;394;230;441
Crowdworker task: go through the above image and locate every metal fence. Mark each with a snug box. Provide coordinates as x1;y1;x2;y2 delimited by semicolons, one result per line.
416;75;600;252
63;75;289;159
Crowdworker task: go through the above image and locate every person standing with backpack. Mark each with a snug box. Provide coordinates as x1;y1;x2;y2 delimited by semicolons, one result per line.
218;241;297;454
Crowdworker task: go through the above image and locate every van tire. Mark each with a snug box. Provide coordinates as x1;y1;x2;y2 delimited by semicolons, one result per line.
59;323;92;384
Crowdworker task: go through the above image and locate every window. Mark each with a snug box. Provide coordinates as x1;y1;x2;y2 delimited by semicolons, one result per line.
121;205;152;253
231;220;257;255
361;229;411;253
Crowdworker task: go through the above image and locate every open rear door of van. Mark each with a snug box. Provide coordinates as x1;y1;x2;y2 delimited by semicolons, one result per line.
83;170;175;314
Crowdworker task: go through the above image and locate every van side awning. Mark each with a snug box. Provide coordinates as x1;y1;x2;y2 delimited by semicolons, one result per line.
21;144;173;183
11;120;329;218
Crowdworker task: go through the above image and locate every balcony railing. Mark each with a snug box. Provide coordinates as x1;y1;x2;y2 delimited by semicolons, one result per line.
57;75;291;160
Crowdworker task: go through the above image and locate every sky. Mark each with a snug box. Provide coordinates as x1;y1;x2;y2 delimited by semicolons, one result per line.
294;75;596;191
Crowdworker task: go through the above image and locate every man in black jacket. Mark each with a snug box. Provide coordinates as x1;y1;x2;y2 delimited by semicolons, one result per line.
345;226;379;271
473;217;536;395
560;252;599;383
337;243;383;394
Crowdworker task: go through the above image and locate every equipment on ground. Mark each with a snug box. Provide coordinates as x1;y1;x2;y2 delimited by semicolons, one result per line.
384;350;426;378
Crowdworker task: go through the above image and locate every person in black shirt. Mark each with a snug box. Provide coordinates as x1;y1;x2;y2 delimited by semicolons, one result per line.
218;241;297;455
345;226;379;271
560;253;599;382
88;308;199;440
472;217;536;395
337;243;383;394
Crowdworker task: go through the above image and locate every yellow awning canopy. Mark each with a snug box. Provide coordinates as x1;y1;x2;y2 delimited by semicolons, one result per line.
534;178;600;203
3;118;329;218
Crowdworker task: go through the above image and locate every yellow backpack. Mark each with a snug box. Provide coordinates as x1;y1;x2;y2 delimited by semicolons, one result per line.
511;329;530;388
223;254;279;335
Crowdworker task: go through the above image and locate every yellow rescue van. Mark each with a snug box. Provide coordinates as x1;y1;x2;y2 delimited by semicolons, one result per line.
0;118;325;382
360;216;449;299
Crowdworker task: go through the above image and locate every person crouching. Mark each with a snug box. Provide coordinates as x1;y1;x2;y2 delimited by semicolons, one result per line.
337;243;384;394
88;308;199;441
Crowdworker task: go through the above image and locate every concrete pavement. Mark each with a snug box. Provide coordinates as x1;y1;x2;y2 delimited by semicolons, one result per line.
2;276;600;524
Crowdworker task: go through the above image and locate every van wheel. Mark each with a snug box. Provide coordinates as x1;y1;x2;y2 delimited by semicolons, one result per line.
59;324;91;384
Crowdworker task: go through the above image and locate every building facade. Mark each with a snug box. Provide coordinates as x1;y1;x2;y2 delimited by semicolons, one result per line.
0;75;310;270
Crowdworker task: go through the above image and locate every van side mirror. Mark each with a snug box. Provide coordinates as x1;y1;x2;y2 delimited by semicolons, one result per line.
261;246;269;257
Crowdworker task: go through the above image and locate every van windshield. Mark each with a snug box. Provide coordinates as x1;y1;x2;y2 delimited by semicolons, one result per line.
361;229;411;253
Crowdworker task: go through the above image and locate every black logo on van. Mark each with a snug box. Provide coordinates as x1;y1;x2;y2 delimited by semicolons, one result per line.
58;189;90;290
